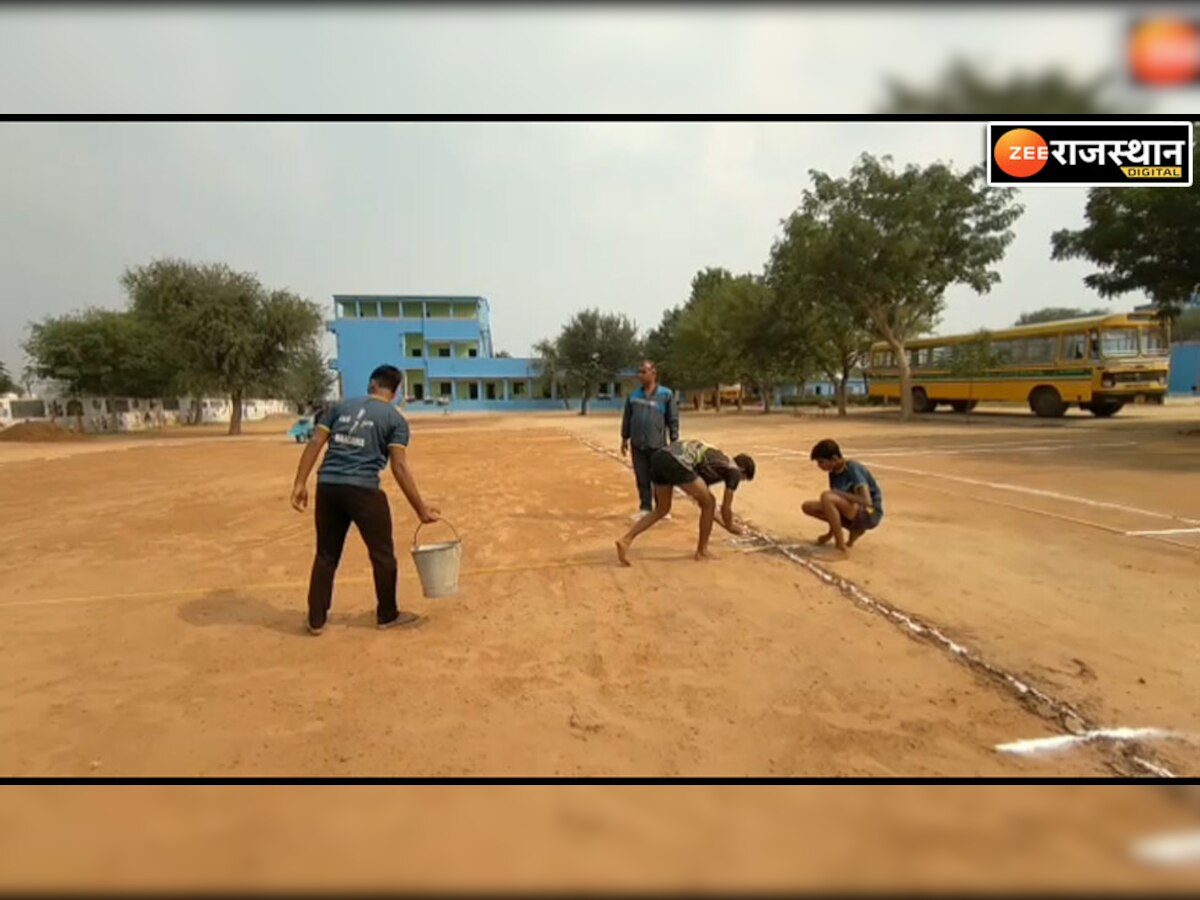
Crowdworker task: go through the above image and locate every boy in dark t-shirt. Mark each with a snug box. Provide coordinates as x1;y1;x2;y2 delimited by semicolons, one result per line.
616;439;755;566
290;364;440;635
802;438;883;554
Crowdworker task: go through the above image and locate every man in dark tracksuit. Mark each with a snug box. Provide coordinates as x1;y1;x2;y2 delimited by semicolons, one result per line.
290;364;439;636
621;359;680;520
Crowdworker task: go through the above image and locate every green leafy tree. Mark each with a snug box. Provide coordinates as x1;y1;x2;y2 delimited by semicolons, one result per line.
23;309;174;429
946;329;1003;417
878;59;1137;114
641;305;685;389
0;361;18;396
121;258;323;435
699;274;815;415
671;276;743;413
1015;307;1109;326
533;309;641;415
792;153;1023;420
277;341;335;413
1051;140;1200;319
767;214;874;416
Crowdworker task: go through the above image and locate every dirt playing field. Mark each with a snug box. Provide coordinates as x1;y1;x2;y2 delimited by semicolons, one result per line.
3;403;1200;887
0;406;1191;779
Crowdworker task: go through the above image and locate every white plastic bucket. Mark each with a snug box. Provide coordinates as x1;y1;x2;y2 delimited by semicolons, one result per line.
410;520;462;598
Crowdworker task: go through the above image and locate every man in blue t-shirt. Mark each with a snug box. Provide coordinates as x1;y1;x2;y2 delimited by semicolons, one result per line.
290;364;439;635
620;359;680;519
802;438;884;554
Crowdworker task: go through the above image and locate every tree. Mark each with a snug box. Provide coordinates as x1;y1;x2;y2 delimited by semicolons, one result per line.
947;329;1003;418
878;59;1137;114
1174;307;1200;343
278;341;335;413
0;361;17;396
24;309;174;429
791;154;1023;420
768;213;874;416
1050;141;1200;319
671;277;742;413
641;305;685;389
1014;307;1109;326
494;350;512;358
533;309;640;415
121;259;323;435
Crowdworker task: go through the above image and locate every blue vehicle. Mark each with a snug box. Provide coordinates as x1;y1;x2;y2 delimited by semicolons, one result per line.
287;417;315;443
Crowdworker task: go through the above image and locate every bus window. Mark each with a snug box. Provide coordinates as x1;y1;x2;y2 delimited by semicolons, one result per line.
1062;333;1087;361
931;346;952;366
1141;326;1169;356
1101;329;1139;358
1025;337;1057;364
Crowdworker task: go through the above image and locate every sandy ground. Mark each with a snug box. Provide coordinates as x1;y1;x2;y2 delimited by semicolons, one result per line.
2;403;1200;888
2;786;1200;891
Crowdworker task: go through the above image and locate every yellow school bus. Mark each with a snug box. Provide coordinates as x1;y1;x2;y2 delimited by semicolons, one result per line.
866;312;1171;418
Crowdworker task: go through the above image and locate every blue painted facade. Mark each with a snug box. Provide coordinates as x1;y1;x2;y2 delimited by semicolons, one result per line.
1169;342;1200;395
327;295;632;413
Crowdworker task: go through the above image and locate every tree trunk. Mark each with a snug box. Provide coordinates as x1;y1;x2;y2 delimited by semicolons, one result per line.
190;397;201;426
713;384;722;414
107;396;118;432
579;393;590;416
893;342;913;421
228;388;244;435
760;383;772;414
837;364;851;417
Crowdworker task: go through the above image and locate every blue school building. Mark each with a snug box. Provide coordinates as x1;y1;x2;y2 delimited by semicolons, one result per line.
327;294;631;412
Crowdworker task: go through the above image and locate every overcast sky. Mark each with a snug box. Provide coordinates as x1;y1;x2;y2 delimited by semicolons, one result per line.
1;5;1195;374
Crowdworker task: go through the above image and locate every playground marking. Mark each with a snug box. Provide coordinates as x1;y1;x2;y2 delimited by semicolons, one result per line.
996;727;1177;756
859;461;1200;525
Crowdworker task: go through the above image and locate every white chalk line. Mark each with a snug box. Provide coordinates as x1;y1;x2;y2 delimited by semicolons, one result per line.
568;430;1176;779
1126;527;1200;537
996;728;1177;756
859;461;1200;526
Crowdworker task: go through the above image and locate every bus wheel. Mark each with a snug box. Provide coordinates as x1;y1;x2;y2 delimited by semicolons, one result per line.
1086;400;1124;418
912;387;936;413
1030;386;1068;418
950;400;977;413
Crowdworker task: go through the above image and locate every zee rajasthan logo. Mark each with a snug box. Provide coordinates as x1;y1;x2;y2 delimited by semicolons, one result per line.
987;121;1193;187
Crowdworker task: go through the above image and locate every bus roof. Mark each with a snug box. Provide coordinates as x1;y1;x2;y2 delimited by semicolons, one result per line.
872;311;1160;350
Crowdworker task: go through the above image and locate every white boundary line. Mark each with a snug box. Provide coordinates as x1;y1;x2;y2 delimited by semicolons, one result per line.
858;461;1200;525
1126;527;1200;536
996;728;1177;756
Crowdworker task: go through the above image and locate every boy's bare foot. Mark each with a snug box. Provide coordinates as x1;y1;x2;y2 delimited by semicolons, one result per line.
847;528;864;548
694;549;713;561
816;531;833;546
616;539;631;567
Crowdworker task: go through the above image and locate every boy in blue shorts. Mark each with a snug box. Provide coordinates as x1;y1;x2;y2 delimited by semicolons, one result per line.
802;439;883;554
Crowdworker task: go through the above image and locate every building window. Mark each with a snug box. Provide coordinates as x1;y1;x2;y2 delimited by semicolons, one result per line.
380;301;400;318
410;347;423;357
412;383;424;401
468;383;480;400
437;347;450;358
511;381;527;398
486;383;498;400
439;382;452;397
359;301;379;318
338;302;355;318
468;348;478;358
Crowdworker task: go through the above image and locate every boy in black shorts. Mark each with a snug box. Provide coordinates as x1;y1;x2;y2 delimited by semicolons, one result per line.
616;439;755;565
802;438;883;554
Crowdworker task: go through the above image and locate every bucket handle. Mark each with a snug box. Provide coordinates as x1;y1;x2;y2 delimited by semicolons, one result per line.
412;518;460;548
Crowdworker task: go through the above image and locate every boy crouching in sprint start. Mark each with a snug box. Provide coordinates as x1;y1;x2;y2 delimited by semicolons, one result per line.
616;439;755;565
803;439;883;554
